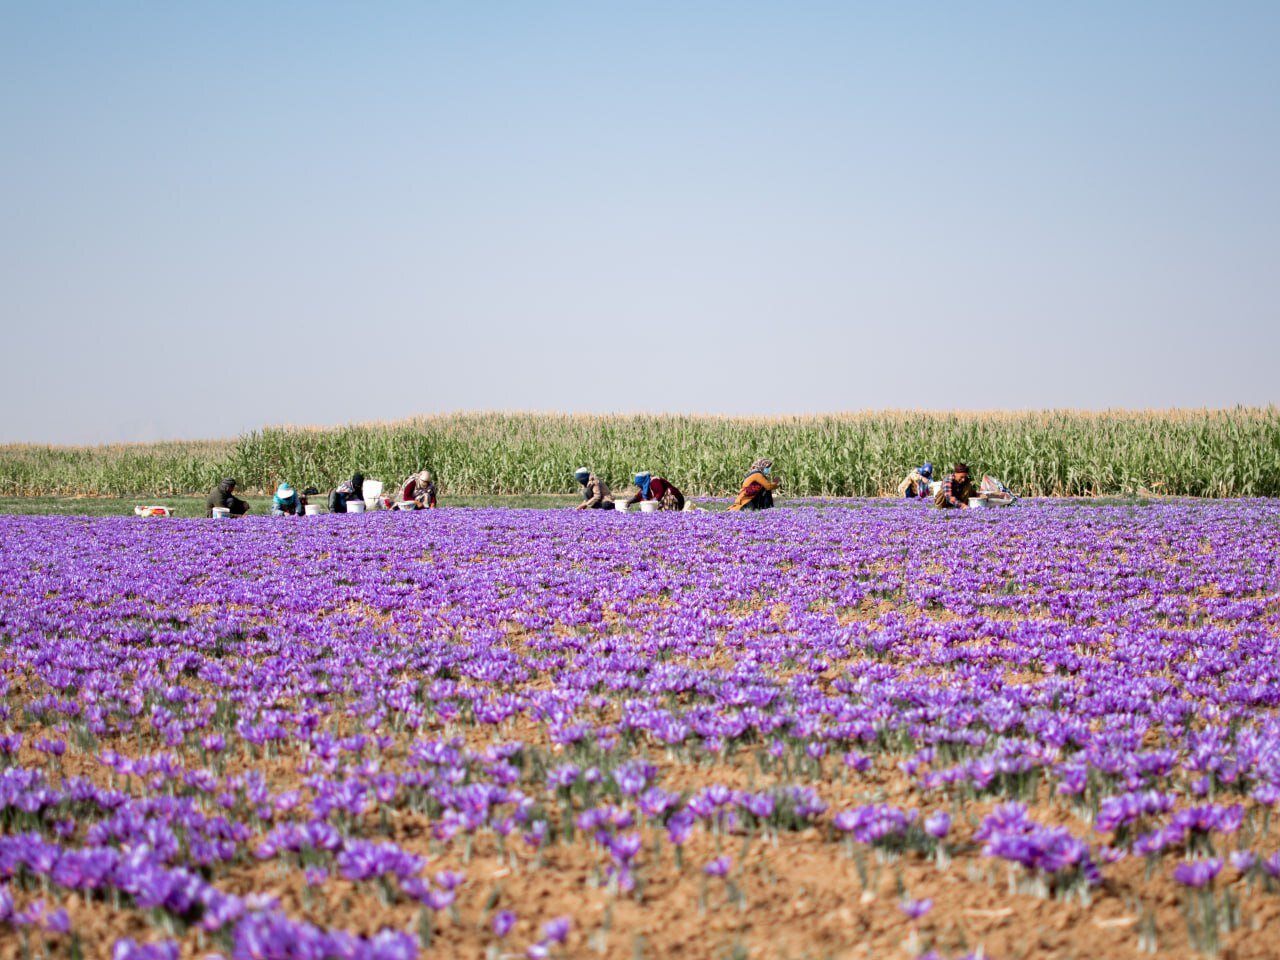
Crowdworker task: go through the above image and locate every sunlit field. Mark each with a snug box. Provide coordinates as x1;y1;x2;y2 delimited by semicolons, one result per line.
3;500;1280;958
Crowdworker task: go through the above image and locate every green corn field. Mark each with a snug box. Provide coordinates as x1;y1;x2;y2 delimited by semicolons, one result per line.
2;409;1278;499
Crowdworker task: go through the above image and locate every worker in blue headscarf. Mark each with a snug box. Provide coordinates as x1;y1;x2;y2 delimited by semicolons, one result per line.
897;463;934;498
626;471;685;511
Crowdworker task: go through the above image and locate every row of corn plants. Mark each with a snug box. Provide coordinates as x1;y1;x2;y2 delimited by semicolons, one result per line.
2;408;1278;498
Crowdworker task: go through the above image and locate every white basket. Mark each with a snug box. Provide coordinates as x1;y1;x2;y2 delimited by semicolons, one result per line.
211;507;230;519
613;500;629;512
394;500;417;511
639;501;660;513
304;504;322;516
346;500;366;514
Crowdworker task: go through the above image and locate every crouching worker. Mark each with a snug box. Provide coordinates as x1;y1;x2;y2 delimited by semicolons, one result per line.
401;470;438;509
328;473;365;513
935;463;979;509
574;467;614;510
628;471;685;511
897;463;934;498
206;477;250;517
729;458;778;511
272;482;306;516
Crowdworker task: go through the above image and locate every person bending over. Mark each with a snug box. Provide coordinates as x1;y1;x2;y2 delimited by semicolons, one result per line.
729;458;778;511
627;471;685;511
328;473;365;513
401;470;438;509
935;463;979;509
271;483;306;516
898;463;933;498
206;477;250;517
574;468;614;510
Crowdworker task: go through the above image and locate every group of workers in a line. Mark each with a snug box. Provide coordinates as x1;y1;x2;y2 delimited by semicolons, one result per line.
573;457;779;512
897;462;988;508
573;468;687;511
205;458;985;517
204;469;438;518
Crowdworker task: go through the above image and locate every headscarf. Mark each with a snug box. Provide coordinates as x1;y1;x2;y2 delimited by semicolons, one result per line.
350;473;364;499
633;471;652;497
574;467;591;485
418;470;433;484
747;458;773;478
219;477;237;494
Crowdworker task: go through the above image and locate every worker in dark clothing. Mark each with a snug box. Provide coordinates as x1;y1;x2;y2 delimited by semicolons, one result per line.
206;477;250;517
328;473;365;513
626;471;685;511
935;463;980;509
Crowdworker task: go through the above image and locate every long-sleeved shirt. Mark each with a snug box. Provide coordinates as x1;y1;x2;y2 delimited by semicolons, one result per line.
729;472;778;511
897;471;932;498
272;493;304;516
577;475;613;509
935;474;978;508
206;482;249;517
328;480;364;513
628;477;684;510
401;477;438;508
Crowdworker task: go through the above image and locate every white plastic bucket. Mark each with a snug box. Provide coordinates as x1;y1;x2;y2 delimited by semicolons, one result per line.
613;500;629;512
639;501;660;513
346;500;366;514
211;507;231;519
304;504;322;516
395;500;417;511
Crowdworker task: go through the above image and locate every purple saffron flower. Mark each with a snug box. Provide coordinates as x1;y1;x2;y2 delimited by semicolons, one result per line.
43;907;71;933
924;810;951;839
1229;850;1256;873
492;910;517;938
899;897;933;920
608;832;643;864
1252;783;1280;806
434;870;466;891
833;810;859;833
423;889;455;911
1173;858;1222;888
704;856;732;877
541;916;571;943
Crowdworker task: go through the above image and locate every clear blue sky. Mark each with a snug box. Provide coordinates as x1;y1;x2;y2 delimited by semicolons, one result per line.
3;2;1277;444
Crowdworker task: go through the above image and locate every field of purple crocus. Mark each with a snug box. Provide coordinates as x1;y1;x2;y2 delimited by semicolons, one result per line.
2;501;1280;960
